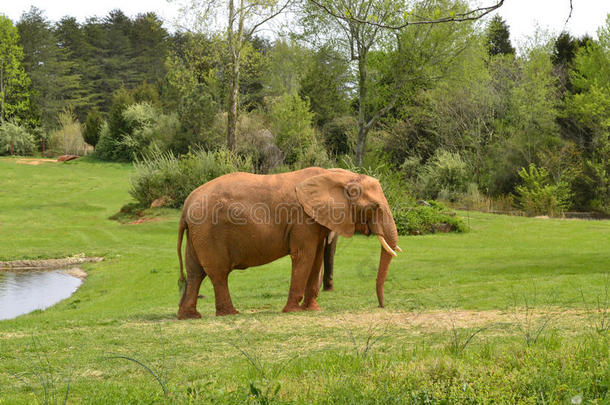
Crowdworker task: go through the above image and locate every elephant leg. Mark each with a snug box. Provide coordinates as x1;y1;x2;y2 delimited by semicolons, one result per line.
302;240;325;310
283;239;319;313
208;271;239;316
178;236;206;320
322;233;338;291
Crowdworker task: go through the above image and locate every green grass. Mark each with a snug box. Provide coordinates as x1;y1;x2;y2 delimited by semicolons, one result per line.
0;157;608;404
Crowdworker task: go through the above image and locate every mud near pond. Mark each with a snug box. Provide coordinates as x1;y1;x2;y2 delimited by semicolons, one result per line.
0;256;103;270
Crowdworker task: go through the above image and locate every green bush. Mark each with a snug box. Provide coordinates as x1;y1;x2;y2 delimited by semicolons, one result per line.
394;202;468;235
130;148;253;208
0;120;35;155
515;164;572;216
419;149;470;201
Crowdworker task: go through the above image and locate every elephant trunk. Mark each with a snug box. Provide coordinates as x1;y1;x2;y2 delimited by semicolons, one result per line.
376;206;399;308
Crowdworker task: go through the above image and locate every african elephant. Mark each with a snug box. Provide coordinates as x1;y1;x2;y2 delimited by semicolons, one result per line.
176;167;401;319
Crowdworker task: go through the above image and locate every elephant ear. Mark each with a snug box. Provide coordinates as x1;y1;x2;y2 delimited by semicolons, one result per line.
296;170;361;238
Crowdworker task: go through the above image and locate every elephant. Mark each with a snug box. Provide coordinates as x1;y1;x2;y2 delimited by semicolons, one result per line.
176;167;401;319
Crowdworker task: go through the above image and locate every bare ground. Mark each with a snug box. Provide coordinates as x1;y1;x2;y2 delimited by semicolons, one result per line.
0;256;103;270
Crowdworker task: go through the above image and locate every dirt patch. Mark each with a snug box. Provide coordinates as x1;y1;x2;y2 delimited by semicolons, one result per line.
63;267;89;280
127;217;163;225
15;158;57;166
0;256;103;271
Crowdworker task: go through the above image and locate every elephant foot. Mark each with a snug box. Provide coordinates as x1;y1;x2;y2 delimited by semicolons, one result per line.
177;309;202;320
322;286;334;292
301;300;321;311
282;304;305;313
216;307;239;316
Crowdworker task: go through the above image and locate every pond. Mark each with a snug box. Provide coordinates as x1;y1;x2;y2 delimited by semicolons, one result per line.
0;270;83;321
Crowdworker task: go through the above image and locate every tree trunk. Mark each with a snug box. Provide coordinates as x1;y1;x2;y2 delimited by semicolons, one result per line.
355;53;368;166
226;0;243;151
227;64;239;151
10;140;14;156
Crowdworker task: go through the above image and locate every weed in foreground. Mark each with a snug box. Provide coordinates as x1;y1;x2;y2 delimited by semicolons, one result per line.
7;336;74;405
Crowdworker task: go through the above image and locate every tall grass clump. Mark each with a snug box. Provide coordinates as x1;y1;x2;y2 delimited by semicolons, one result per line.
49;109;87;156
130;147;253;208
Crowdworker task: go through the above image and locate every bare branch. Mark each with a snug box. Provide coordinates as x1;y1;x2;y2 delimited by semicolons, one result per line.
246;0;292;37
308;0;504;30
563;0;573;31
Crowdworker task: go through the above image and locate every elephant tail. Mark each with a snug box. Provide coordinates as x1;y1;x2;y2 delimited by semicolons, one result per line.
177;214;187;295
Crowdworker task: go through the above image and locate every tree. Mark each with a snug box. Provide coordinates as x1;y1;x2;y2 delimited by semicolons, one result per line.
174;0;290;150
17;7;84;129
299;46;350;127
0;15;32;124
303;0;504;165
564;15;610;211
270;92;316;165
485;15;514;56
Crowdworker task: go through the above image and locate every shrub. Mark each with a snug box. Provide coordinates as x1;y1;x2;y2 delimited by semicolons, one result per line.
321;116;356;156
419;149;470;201
393;202;468;235
236;112;284;173
515;164;572;216
130;148;253;208
48;109;86;156
83;108;103;148
0;120;35;155
96;102;181;162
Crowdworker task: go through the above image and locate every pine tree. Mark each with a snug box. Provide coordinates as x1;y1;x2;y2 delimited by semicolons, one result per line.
486;15;515;56
17;7;85;129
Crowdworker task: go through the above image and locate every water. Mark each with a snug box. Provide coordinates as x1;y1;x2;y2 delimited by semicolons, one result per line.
0;270;83;320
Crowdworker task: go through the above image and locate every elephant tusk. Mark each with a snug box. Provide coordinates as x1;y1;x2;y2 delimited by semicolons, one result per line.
395;245;403;253
377;235;397;257
328;231;336;244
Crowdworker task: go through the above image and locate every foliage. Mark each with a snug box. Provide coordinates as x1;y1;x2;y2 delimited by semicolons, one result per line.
83;108;103;147
299;46;351;127
515;164;572;216
17;7;85;129
418;150;470;201
321;116;356;156
0;120;35;155
393;202;468;235
270;93;316;165
129;148;253;208
0;15;32;124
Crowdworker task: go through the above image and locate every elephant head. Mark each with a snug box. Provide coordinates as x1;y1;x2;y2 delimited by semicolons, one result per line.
295;169;401;308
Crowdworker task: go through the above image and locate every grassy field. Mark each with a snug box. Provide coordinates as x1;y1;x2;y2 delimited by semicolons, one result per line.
0;157;608;404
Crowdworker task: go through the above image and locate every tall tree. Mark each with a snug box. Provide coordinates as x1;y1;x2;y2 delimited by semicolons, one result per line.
0;15;31;124
17;7;84;129
304;0;504;165
485;15;514;56
174;0;290;150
